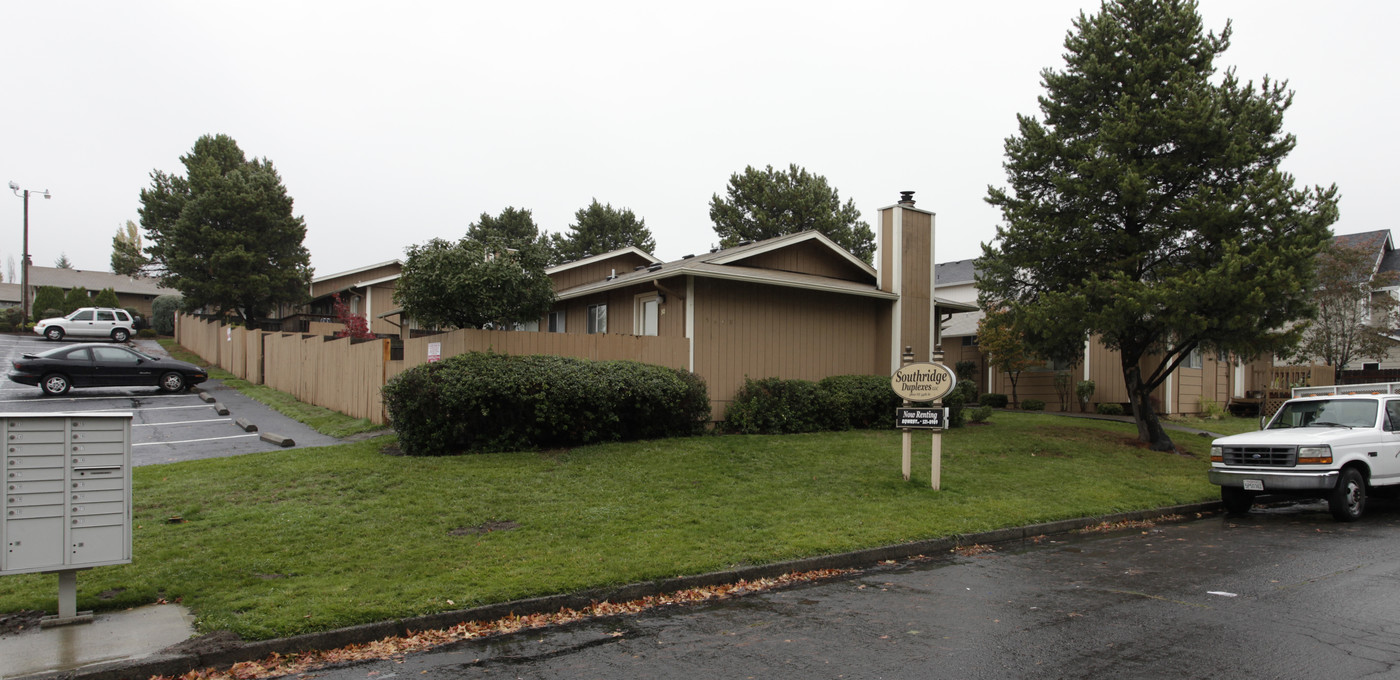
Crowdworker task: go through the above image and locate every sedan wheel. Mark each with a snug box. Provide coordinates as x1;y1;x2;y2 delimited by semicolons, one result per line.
41;374;70;396
160;371;186;393
45;327;64;341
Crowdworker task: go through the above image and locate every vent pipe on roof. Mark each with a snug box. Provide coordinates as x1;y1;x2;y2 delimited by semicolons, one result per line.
899;191;915;206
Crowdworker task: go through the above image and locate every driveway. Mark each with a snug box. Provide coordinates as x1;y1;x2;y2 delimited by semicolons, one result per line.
0;334;342;465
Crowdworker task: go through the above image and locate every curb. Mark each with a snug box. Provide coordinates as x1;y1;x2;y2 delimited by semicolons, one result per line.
19;500;1222;680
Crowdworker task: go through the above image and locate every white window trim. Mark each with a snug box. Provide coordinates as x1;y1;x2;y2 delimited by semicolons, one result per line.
587;303;607;335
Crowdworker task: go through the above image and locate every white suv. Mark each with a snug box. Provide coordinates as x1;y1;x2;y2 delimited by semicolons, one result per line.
34;307;136;342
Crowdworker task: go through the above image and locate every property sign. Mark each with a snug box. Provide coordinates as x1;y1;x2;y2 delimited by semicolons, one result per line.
890;362;956;403
896;407;946;429
427;342;442;363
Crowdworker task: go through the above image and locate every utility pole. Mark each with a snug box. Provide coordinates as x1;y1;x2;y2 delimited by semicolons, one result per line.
8;181;51;325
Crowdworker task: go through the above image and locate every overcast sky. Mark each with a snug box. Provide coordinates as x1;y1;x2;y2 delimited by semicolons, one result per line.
2;1;1394;280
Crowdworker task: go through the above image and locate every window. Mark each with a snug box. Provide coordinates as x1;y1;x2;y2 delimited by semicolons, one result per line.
548;311;566;333
92;347;139;363
634;294;659;336
1185;348;1202;370
96;311;115;321
587;304;607;334
71;310;93;321
512;320;540;332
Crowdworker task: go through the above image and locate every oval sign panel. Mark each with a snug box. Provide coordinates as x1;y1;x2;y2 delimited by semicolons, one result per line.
891;362;956;403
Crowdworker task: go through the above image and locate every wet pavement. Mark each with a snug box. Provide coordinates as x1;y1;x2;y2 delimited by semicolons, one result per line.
0;603;195;678
302;499;1400;680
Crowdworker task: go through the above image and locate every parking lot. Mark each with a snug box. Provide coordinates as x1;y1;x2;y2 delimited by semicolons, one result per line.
0;334;342;466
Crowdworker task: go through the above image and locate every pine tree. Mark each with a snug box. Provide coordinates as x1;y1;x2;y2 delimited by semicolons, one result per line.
139;134;312;325
979;0;1338;450
709;164;874;262
551;199;656;265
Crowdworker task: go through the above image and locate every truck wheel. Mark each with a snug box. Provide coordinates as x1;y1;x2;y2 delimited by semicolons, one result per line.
1221;486;1255;515
1328;467;1366;522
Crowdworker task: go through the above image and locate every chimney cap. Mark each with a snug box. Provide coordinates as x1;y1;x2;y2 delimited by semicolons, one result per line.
899;191;916;205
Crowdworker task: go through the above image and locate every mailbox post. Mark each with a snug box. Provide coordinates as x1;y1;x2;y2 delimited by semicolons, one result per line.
2;413;133;627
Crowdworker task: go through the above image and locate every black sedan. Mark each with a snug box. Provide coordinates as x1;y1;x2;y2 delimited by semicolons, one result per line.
8;344;210;395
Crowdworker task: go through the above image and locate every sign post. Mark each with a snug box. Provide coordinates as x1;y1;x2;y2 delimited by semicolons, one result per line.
891;353;955;489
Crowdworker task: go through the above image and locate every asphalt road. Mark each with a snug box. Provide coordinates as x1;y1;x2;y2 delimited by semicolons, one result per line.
308;500;1400;680
0;334;341;464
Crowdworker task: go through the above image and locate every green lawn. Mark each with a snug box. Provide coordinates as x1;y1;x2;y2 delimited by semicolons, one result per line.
1166;414;1261;437
0;413;1216;640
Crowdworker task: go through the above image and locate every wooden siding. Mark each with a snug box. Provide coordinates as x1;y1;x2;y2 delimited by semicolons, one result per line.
311;263;401;298
552;279;687;339
733;240;870;282
368;285;398;334
692;278;886;418
899;209;934;362
550;253;655;290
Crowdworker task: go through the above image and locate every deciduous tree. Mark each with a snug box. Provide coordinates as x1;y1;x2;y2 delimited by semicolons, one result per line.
139;134;313;326
1290;241;1400;378
111;220;148;276
979;0;1337;450
709;164;874;262
393;237;555;331
976;306;1042;408
551;199;655;265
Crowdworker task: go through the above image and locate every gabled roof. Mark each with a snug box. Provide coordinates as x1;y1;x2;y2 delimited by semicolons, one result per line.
312;259;403;284
555;230;977;312
546;246;661;275
28;266;175;296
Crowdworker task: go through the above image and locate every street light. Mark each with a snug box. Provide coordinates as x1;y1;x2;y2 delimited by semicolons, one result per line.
8;181;51;325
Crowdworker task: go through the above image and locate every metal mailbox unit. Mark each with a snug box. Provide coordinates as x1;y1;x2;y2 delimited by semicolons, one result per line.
2;413;133;626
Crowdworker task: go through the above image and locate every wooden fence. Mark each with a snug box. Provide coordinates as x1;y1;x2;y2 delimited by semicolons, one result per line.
175;314;689;426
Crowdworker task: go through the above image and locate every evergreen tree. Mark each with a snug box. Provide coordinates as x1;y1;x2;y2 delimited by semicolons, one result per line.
709;164;874;262
54;253;73;269
31;286;66;322
466;207;545;251
139;134;312;325
551;199;656;265
979;0;1338;450
93;287;122;308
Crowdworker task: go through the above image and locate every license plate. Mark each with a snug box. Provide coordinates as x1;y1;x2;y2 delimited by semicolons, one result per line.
1243;479;1264;492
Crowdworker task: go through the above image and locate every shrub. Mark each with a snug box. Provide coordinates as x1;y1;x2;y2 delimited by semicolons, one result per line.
137;328;159;338
1075;380;1096;413
954;360;978;381
942;380;979;428
63;287;90;314
152;295;183;335
817;375;901;430
31;287;66;322
967;405;993;423
1021;399;1046;411
93;287;121;308
979;393;1009;408
2;307;24;330
1096;403;1125;416
382;352;710;455
1198;398;1227;420
724;378;832;434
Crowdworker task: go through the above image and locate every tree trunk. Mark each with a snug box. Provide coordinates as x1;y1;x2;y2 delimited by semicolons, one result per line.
1123;359;1176;452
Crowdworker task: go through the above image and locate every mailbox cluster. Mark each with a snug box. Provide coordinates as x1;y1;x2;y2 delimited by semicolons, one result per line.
2;414;133;575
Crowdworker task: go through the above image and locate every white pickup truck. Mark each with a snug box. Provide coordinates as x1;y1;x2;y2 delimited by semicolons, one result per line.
1208;383;1400;521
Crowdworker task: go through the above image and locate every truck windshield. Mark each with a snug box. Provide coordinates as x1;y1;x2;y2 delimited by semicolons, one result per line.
1269;399;1378;429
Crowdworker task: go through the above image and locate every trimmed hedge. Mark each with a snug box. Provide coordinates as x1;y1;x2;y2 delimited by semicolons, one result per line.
382;352;710;455
1021;399;1046;411
979;393;1009;408
725;374;973;434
